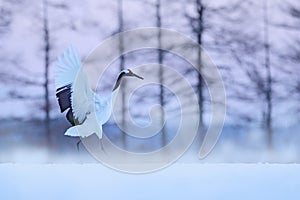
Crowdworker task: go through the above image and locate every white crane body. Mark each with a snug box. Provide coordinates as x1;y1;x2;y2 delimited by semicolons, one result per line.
54;47;143;142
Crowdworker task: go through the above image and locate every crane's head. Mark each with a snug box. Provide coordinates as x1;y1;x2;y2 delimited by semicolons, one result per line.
122;69;144;80
113;69;143;91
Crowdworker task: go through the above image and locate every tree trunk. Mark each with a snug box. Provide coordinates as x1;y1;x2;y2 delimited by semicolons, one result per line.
43;0;51;149
263;0;273;149
156;0;166;147
196;0;204;139
118;0;127;148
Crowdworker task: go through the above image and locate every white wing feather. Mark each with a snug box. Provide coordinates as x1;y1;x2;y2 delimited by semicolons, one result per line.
71;68;95;123
54;47;95;124
54;47;81;89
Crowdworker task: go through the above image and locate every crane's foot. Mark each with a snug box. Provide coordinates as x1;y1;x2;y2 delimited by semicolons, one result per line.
100;139;105;151
100;139;107;154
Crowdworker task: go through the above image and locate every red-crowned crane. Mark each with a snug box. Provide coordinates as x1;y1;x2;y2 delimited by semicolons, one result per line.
54;47;143;150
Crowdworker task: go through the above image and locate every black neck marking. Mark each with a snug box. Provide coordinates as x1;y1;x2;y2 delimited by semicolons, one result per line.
113;72;126;91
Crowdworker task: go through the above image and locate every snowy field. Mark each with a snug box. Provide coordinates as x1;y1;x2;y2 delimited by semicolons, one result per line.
0;163;299;200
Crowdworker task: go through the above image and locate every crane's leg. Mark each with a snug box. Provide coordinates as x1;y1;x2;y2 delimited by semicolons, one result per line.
76;139;82;152
100;139;109;155
100;139;104;151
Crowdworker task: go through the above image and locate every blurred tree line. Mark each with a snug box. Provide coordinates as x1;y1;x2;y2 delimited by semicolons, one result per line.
0;0;299;152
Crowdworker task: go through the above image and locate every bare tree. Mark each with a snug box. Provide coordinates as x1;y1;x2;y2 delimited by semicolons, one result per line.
41;0;69;148
118;0;168;147
154;0;167;146
183;0;241;136
280;1;300;119
288;5;300;112
185;0;205;132
35;0;71;148
184;0;241;143
117;0;128;148
42;0;51;147
263;0;273;149
225;0;277;149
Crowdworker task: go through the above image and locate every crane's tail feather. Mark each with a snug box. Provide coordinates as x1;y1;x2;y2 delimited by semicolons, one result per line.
64;115;103;139
64;126;79;137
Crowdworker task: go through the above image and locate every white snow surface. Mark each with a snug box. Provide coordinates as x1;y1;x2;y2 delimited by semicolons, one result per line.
0;163;299;200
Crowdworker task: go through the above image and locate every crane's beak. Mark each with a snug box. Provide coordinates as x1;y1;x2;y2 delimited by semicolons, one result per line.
132;72;144;80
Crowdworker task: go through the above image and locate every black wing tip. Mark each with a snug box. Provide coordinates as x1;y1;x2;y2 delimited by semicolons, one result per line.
56;84;72;113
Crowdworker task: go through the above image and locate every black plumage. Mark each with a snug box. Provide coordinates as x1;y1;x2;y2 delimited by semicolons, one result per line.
56;84;75;126
66;109;75;126
56;84;72;112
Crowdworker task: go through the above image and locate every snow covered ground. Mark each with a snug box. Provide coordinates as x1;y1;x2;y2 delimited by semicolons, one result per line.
0;163;299;200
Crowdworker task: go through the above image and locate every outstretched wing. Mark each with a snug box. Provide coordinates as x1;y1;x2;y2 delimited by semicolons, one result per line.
54;47;94;124
71;67;95;123
54;47;81;89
